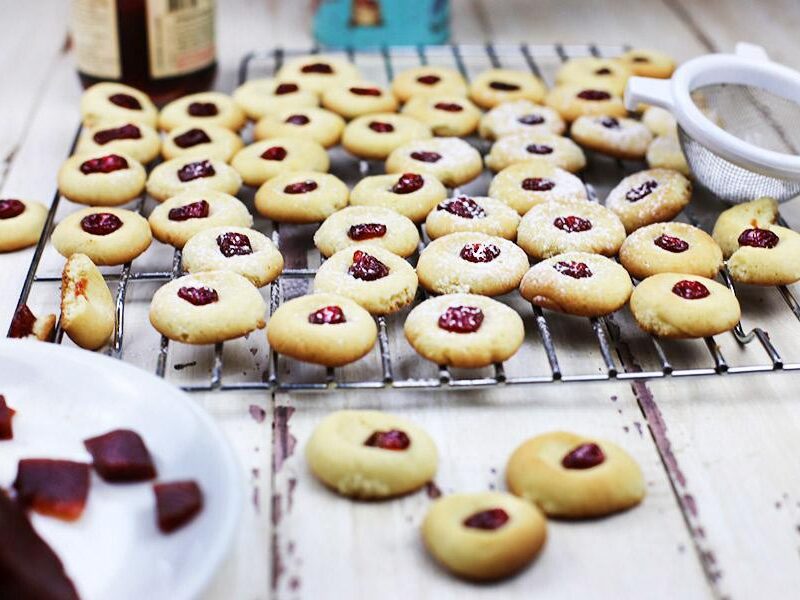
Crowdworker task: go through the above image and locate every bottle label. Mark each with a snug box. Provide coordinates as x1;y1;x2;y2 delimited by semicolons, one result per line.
146;0;216;79
71;0;121;79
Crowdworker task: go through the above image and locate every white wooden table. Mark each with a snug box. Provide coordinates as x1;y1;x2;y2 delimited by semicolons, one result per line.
3;2;800;598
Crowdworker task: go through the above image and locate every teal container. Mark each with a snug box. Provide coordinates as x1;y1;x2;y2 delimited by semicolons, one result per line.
314;0;450;48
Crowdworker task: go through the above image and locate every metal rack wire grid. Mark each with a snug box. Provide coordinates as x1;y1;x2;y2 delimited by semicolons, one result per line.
9;43;800;392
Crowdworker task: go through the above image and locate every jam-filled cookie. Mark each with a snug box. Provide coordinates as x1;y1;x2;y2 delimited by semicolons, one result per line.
148;190;253;249
519;252;633;317
350;172;447;223
253;107;346;148
58;151;146;206
544;83;626;123
51;207;152;266
479;100;566;140
182;226;283;288
469;68;547;109
385;137;482;188
643;106;677;137
391;65;468;102
161;124;244;163
400;95;481;137
314;206;420;258
712;196;779;258
488;160;588;215
570;115;653;160
425;195;520;240
321;82;398;119
60;253;114;350
254;171;348;223
619;222;723;280
486;131;586;173
231;138;329;187
516;200;625;259
619;48;676;79
342;113;432;160
417;232;529;296
146;157;242;202
80;82;158;127
422;492;546;581
646;135;690;177
404;293;524;368
555;57;631;96
232;77;319;120
8;304;56;341
158;92;247;132
266;294;377;367
77;120;161;164
506;431;645;518
605;168;691;233
275;55;361;94
727;225;800;286
313;245;418;315
149;271;266;344
630;273;741;338
305;410;437;498
0;199;47;252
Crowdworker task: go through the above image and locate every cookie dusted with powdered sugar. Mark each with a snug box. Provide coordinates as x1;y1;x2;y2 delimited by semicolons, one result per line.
570;115;653;160
486;131;586;173
479;100;566;140
488;161;588;215
426;195;520;240
385;137;482;188
605;168;691;233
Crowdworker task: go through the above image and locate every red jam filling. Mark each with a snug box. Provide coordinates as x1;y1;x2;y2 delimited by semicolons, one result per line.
391;172;424;194
154;480;203;534
177;159;216;182
434;102;463;112
654;233;689;253
283;180;318;194
348;223;387;240
526;144;553;155
632;56;650;63
261;146;288;161
79;154;128;175
177;286;219;306
522;177;555;192
93;123;142;145
672;279;710;300
625;179;658;202
0;199;25;219
275;82;299;95
187;102;218;116
13;459;91;521
577;89;612;101
460;242;500;263
0;395;15;440
554;260;593;279
738;228;779;249
350;87;381;96
562;443;605;469
301;62;334;74
437;196;486;219
463;508;510;530
83;429;157;483
285;114;310;125
364;429;410;451
308;305;346;325
518;113;545;125
553;215;593;233
168;199;209;221
595;67;613;75
416;74;441;85
369;121;394;133
489;81;520;91
173;128;211;148
348;250;390;281
599;116;620;129
81;212;123;236
108;93;142;110
9;305;37;339
410;151;442;163
438;305;484;333
217;232;253;257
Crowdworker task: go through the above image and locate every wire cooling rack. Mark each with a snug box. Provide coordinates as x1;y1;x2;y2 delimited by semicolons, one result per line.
9;43;800;392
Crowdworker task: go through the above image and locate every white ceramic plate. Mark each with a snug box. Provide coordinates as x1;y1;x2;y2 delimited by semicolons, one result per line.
0;339;243;600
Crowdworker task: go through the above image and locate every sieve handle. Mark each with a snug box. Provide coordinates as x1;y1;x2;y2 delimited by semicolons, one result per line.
624;77;673;111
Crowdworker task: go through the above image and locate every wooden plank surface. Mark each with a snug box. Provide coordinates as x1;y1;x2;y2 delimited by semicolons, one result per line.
2;2;800;600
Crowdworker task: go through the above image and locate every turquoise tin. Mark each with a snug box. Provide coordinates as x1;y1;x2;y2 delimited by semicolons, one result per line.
314;0;450;48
